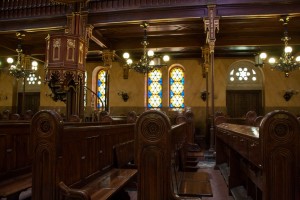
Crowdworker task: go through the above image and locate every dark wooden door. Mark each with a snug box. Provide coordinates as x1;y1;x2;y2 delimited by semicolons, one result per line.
226;90;262;118
18;92;40;115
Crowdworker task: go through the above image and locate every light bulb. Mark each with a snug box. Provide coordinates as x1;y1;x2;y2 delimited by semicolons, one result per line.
126;59;133;65
296;56;300;62
259;52;267;60
32;60;38;67
147;50;154;57
284;46;292;53
268;57;276;64
7;57;14;64
163;55;170;62
123;52;130;59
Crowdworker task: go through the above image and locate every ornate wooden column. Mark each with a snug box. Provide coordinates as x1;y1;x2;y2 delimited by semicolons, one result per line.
45;8;90;120
201;45;210;143
204;5;219;152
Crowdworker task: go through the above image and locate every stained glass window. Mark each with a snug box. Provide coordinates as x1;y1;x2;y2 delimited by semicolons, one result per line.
169;67;184;108
229;67;257;82
97;69;108;109
147;69;162;108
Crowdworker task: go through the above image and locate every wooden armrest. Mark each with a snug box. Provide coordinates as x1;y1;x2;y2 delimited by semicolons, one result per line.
0;173;32;197
59;182;90;200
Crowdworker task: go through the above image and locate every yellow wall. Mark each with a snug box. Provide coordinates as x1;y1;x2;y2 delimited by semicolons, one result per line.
1;57;300;138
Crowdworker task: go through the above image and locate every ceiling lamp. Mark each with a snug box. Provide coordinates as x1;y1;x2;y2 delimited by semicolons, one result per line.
255;16;300;77
122;22;170;74
6;32;39;81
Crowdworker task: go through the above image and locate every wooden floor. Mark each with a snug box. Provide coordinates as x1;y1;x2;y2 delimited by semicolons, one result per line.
128;158;234;200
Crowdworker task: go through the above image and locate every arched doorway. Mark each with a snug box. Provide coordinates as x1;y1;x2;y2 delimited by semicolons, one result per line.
226;60;264;117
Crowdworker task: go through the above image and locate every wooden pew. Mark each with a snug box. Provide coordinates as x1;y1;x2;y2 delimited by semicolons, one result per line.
0;121;32;200
175;110;203;162
31;110;137;200
215;110;300;200
136;110;212;200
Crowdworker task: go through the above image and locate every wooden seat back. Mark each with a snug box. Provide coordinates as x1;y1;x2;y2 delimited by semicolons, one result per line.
136;110;190;200
0;121;31;180
31;110;135;200
113;140;135;168
0;121;32;199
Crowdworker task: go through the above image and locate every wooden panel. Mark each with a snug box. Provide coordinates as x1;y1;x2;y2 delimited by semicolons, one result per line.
226;90;262;118
31;110;135;200
0;134;8;173
215;110;299;200
0;122;31;180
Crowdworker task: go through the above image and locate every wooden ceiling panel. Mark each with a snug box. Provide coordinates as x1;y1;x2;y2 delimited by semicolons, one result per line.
0;1;300;62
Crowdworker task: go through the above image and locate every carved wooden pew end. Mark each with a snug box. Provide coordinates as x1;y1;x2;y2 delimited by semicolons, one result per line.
31;110;136;200
136;110;212;199
215;110;300;200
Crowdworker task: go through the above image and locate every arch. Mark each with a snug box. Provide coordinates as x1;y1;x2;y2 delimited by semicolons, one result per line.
227;60;264;90
92;66;109;110
226;60;264;117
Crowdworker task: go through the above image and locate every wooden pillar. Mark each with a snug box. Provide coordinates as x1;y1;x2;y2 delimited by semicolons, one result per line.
201;45;210;144
204;5;219;152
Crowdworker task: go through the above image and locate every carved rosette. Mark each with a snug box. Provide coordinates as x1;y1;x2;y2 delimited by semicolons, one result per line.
138;112;171;143
260;110;299;200
31;110;64;200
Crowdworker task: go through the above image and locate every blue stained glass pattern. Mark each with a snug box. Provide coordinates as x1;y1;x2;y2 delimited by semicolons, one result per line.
97;70;107;108
147;69;162;108
170;67;184;108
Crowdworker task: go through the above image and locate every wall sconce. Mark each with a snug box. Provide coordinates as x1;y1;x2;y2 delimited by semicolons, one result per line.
200;91;209;101
283;89;298;101
0;94;8;101
118;91;129;102
45;92;54;98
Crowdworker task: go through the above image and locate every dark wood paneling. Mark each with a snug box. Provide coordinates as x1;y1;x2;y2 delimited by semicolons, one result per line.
18;92;40;115
226;90;262;118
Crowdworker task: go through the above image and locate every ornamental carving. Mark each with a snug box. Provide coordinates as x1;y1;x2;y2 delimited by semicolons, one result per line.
139;112;170;142
53;39;61;61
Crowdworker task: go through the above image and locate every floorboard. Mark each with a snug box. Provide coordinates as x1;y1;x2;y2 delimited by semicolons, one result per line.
128;150;234;200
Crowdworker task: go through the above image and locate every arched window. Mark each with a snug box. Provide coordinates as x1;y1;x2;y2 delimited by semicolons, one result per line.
147;69;162;108
226;60;263;117
227;60;263;90
169;66;185;109
97;69;109;110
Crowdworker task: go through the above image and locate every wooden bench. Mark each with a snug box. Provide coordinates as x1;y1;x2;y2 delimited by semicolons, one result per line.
136;110;212;199
31;110;137;200
0;121;32;200
215;110;300;200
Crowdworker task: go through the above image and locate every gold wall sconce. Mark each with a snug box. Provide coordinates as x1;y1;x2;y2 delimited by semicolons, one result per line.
118;91;129;102
200;91;209;101
283;89;298;101
0;94;8;101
